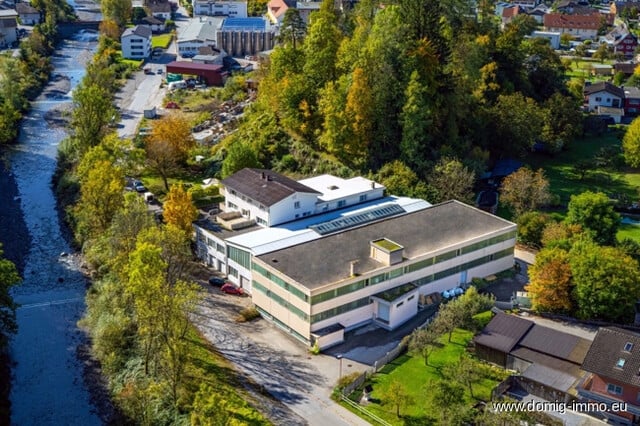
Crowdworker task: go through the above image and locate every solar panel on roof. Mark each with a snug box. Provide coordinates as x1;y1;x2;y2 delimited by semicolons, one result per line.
310;204;406;235
221;18;266;31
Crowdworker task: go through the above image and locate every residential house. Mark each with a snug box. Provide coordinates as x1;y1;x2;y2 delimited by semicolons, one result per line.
605;26;638;58
624;86;640;116
266;0;295;25
584;81;625;114
502;5;523;28
544;13;601;40
140;15;166;32
296;1;320;24
578;327;640;425
511;0;538;9
494;2;513;18
15;2;39;25
192;0;247;18
0;9;17;48
194;169;517;348
615;62;637;77
528;3;549;24
475;312;592;404
144;0;172;20
120;25;152;59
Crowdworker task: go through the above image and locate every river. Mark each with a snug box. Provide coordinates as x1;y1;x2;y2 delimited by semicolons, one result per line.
2;32;105;425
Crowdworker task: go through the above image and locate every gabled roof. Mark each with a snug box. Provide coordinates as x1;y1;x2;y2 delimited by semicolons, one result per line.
141;15;164;25
544;12;601;30
582;327;640;387
473;312;534;353
15;3;38;14
267;0;295;19
584;81;625;99
122;25;152;39
503;5;522;18
519;323;591;364
221;168;321;207
145;0;172;13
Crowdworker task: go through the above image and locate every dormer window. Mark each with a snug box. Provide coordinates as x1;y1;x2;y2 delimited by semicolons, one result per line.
617;358;626;368
625;342;634;352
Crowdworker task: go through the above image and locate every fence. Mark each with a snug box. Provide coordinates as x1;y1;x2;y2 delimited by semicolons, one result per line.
341;311;438;397
340;394;392;426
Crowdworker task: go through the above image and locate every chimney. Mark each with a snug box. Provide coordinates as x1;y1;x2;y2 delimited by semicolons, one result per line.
350;260;358;276
371;181;375;189
261;172;265;179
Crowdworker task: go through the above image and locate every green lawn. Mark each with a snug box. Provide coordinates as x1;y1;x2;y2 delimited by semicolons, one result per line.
152;33;173;49
566;58;614;82
345;329;507;425
618;223;640;242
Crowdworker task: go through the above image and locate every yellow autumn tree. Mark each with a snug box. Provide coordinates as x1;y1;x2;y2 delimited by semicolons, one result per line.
162;184;198;237
525;247;574;313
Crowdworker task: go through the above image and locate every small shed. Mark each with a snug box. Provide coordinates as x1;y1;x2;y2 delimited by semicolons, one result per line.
165;61;228;86
143;107;157;119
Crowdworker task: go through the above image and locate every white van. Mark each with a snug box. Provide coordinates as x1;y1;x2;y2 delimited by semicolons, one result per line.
168;81;187;91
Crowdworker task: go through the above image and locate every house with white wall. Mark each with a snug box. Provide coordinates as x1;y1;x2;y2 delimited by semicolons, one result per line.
0;9;17;48
121;25;152;59
543;12;601;40
177;16;222;57
584;81;625;111
144;0;172;20
16;2;40;25
192;0;247;17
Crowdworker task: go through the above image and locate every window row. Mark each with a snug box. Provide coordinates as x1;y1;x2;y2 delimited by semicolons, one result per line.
252;262;309;302
253;281;309;321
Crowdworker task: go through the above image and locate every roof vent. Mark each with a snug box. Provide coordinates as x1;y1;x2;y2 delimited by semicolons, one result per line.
328;185;338;190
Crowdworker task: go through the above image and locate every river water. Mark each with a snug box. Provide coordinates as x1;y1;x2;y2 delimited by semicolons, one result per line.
4;32;103;425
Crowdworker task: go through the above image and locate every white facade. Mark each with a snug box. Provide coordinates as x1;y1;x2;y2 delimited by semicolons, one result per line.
0;10;18;48
193;0;247;17
531;31;561;49
586;90;623;111
121;25;152;59
177;17;222;56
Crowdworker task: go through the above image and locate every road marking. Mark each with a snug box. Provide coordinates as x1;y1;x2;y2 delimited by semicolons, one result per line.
18;297;83;309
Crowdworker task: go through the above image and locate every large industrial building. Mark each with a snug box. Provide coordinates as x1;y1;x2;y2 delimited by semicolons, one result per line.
194;169;516;349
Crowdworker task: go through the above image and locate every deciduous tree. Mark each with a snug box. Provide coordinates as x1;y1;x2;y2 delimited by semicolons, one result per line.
516;211;551;249
526;247;574;313
566;191;619;246
0;245;20;347
623;116;640;167
162;184;198;237
408;326;441;365
70;83;117;157
570;240;640;322
221;141;260;178
428;157;475;204
383;380;414;418
500;167;552;217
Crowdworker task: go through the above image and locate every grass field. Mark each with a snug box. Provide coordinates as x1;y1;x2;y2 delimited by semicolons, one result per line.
565;58;614;82
524;131;640;242
344;329;506;425
152;34;173;49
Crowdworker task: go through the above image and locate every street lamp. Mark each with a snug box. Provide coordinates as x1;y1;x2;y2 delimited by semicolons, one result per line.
336;354;343;381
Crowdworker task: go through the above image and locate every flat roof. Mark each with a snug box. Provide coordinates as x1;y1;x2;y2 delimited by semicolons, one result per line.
257;201;516;290
225;196;430;255
0;10;18;17
297;175;384;203
221;17;266;31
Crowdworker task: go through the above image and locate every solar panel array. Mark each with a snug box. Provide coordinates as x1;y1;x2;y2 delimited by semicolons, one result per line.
221;18;266;31
310;204;406;235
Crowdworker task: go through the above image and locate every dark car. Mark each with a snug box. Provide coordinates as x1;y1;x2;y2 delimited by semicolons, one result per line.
220;283;243;295
208;276;227;287
133;180;146;192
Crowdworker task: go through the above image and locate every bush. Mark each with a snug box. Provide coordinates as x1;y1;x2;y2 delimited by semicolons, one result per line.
236;306;260;322
517;211;551;249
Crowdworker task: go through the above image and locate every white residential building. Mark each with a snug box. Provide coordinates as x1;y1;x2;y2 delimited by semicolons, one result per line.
0;10;17;48
192;0;247;17
121;25;152;59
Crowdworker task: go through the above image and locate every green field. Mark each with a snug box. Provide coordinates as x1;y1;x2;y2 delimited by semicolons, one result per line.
524;131;640;242
152;33;173;49
344;329;507;425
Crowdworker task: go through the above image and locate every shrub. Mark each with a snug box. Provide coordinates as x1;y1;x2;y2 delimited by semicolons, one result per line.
236;306;260;322
309;340;320;355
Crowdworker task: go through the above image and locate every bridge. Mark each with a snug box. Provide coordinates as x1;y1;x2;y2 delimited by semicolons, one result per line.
57;21;101;38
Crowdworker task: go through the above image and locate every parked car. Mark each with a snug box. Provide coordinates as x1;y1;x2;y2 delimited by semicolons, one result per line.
208;276;227;287
165;101;180;109
144;67;153;75
133;180;146;192
220;283;243;295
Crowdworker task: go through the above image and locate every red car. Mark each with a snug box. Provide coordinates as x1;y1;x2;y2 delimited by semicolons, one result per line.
165;101;180;109
220;283;243;295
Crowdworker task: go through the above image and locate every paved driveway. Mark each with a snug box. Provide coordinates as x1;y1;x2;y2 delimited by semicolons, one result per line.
192;279;371;426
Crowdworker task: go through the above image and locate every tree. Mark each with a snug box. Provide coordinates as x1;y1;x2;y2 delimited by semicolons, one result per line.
101;0;132;28
500;167;552;217
0;245;20;347
489;93;544;156
302;0;341;90
570;240;640;322
623;116;640;167
526;247;574;313
70;83;117;157
383;380;414;418
146;113;196;191
428;157;475;204
278;8;305;49
221;141;260;178
593;42;610;63
408;326;441;365
517;211;551;249
429;380;467;425
191;383;233;426
162;184;198;237
400;70;433;174
443;355;480;399
375;160;431;199
566;191;619;246
541;221;582;250
541;93;582;152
